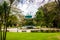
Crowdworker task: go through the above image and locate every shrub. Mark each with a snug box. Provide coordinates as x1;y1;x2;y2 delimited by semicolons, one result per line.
31;30;40;32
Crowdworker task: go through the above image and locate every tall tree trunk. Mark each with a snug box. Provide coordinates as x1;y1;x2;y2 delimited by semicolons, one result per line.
0;19;3;40
3;25;7;40
3;1;13;40
3;14;6;40
0;16;3;40
3;3;7;40
0;26;2;40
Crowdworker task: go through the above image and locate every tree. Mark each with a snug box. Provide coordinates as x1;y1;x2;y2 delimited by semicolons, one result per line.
41;1;60;28
35;7;44;27
2;0;15;40
55;0;60;28
2;1;10;40
24;19;34;26
8;15;19;27
35;2;60;28
0;0;18;40
0;4;3;40
0;1;9;40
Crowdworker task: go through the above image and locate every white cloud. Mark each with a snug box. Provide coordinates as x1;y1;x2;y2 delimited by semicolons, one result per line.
17;0;55;17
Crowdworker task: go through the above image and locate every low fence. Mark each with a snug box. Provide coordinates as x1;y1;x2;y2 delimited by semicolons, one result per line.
4;28;60;32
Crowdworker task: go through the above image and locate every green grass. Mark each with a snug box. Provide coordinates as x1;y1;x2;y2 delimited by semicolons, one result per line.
6;32;60;40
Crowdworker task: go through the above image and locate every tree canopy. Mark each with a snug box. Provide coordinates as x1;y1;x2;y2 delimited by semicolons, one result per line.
35;1;60;28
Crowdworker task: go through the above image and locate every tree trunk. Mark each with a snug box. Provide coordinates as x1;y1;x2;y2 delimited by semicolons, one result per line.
0;25;2;40
0;17;3;40
3;4;7;40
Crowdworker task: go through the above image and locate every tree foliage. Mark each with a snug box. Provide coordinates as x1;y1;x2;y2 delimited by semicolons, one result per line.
35;7;44;26
35;1;60;28
0;1;19;40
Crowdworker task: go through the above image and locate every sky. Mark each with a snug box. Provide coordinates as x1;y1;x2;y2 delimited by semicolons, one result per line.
0;0;55;17
16;0;54;17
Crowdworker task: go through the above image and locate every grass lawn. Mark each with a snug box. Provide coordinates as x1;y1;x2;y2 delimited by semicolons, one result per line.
6;32;60;40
